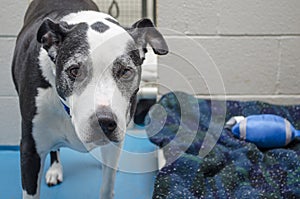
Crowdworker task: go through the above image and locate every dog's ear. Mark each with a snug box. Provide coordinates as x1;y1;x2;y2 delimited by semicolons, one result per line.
37;18;70;62
126;18;168;60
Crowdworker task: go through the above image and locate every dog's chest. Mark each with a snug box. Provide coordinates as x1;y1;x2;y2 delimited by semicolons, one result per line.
32;87;86;154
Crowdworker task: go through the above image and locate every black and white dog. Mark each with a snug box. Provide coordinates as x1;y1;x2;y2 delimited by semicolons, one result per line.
12;0;168;198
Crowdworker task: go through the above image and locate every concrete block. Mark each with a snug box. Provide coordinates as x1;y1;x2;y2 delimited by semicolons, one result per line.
158;36;222;95
157;0;186;34
0;97;21;145
158;55;208;95
157;0;219;35
158;36;280;95
0;0;28;36
197;37;280;95
184;0;219;35
0;38;18;96
219;0;300;35
277;37;300;94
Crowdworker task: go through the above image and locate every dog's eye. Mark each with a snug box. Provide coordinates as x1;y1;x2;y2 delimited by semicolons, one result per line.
119;68;134;80
68;65;81;79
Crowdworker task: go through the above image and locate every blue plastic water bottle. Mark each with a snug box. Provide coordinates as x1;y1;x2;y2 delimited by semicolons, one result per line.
227;114;300;148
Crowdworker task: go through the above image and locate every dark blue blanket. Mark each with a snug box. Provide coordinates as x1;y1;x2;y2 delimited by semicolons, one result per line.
146;92;300;199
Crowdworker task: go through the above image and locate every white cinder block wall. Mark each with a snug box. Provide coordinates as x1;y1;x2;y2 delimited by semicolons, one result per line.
0;0;28;145
157;0;300;104
0;0;299;145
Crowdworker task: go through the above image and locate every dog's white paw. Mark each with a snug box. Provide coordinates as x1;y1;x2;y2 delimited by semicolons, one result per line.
45;161;63;186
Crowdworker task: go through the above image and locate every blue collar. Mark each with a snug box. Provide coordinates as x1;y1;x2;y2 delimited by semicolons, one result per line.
60;99;71;117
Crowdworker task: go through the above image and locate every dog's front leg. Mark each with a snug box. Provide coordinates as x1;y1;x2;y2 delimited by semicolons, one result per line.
20;134;46;199
100;141;123;199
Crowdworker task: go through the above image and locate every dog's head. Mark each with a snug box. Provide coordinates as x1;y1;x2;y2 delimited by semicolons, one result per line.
37;11;168;145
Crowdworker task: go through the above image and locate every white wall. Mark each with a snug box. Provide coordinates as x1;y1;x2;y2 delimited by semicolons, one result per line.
0;0;27;145
157;0;300;104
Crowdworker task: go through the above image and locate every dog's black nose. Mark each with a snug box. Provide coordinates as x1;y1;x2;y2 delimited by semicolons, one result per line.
96;106;117;135
98;117;117;134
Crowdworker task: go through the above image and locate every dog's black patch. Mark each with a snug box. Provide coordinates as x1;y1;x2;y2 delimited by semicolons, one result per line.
111;42;142;101
55;22;92;99
91;21;109;33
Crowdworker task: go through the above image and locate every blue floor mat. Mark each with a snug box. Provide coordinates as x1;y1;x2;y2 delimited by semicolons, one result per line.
0;133;157;199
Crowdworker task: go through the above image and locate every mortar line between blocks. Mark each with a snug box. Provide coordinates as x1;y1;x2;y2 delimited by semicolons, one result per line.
274;39;283;94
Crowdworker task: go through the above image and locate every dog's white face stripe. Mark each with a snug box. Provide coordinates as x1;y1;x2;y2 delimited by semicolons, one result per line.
61;11;113;26
61;11;127;52
39;48;56;86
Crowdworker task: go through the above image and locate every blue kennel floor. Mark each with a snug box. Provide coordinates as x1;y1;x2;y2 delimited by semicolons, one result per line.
0;130;157;199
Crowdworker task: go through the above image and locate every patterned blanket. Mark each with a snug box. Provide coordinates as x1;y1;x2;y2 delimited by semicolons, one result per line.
145;92;300;199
